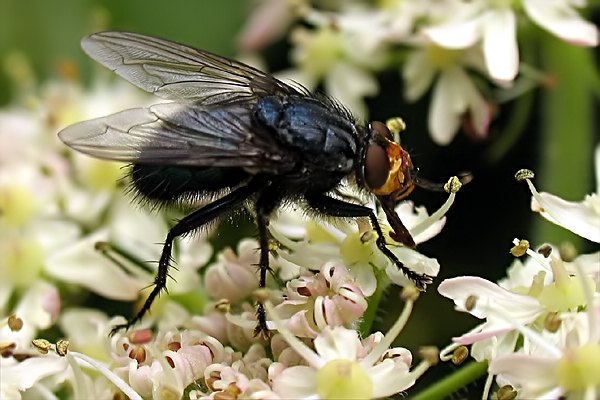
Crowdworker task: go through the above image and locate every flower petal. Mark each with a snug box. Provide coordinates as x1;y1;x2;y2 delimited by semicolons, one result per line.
489;353;562;398
403;50;436;102
313;327;360;361
369;358;415;397
482;8;518;82
45;230;145;300
523;0;598;46
2;355;68;392
531;192;600;243
272;365;317;398
423;19;480;49
438;276;542;321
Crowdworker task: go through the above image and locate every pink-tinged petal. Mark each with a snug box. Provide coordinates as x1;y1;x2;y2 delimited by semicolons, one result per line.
465;86;491;140
489;353;561;397
237;0;293;51
454;324;513;345
438;276;542;321
531;192;600;243
523;0;598;46
470;330;520;362
285;309;319;338
429;66;490;144
482;8;518;82
423;19;481;49
15;281;61;329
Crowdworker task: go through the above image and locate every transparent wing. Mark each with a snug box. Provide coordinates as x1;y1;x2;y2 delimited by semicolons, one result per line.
82;31;300;104
58;102;290;171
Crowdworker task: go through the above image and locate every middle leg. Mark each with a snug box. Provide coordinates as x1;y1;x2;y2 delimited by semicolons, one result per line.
305;192;432;290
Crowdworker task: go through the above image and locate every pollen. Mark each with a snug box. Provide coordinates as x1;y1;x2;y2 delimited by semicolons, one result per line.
514;169;534;181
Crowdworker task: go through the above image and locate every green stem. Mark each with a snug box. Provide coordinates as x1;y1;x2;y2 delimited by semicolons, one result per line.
411;361;489;400
486;87;535;163
531;32;598;246
358;271;387;337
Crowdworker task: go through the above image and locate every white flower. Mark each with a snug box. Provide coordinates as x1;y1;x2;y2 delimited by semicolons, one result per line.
280;13;384;119
521;145;600;243
267;295;428;399
423;0;598;82
403;41;491;145
270;192;451;296
488;295;600;399
439;238;599;399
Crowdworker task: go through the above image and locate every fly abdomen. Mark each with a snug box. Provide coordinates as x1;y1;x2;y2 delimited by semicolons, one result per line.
130;164;249;202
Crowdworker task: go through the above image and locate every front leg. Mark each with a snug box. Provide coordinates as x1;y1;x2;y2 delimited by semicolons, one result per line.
305;192;432;290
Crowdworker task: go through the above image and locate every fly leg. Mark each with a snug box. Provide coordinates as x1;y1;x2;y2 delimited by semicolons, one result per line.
110;181;261;336
253;187;282;338
305;193;432;290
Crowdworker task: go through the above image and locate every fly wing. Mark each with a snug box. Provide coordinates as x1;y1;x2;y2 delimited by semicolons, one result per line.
82;31;300;104
58;102;291;171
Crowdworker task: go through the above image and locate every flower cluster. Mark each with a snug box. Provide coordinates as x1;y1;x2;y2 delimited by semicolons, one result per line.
437;152;600;399
239;0;598;144
0;64;459;398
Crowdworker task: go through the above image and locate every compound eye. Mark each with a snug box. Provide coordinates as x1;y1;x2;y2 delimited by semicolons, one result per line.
364;142;390;189
370;121;393;141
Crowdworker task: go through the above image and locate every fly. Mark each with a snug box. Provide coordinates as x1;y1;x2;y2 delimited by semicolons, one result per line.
59;31;458;337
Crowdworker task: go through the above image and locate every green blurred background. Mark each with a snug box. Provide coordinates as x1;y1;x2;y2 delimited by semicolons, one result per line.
1;0;597;396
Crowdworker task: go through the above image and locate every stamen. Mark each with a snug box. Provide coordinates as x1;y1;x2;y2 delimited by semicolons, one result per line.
410;191;456;238
7;314;23;331
510;239;529;257
451;346;469;365
361;292;414;367
69;351;143;400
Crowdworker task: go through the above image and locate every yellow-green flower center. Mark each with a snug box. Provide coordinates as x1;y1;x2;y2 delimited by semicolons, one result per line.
0;185;37;228
538;259;596;312
555;344;600;391
316;359;373;399
306;220;338;243
297;27;342;78
2;237;44;288
340;231;374;265
425;44;460;70
80;159;122;191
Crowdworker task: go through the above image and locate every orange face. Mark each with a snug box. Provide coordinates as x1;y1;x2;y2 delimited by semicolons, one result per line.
363;121;415;201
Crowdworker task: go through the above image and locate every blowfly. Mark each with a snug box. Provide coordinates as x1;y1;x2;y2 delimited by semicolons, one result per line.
59;31;455;336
